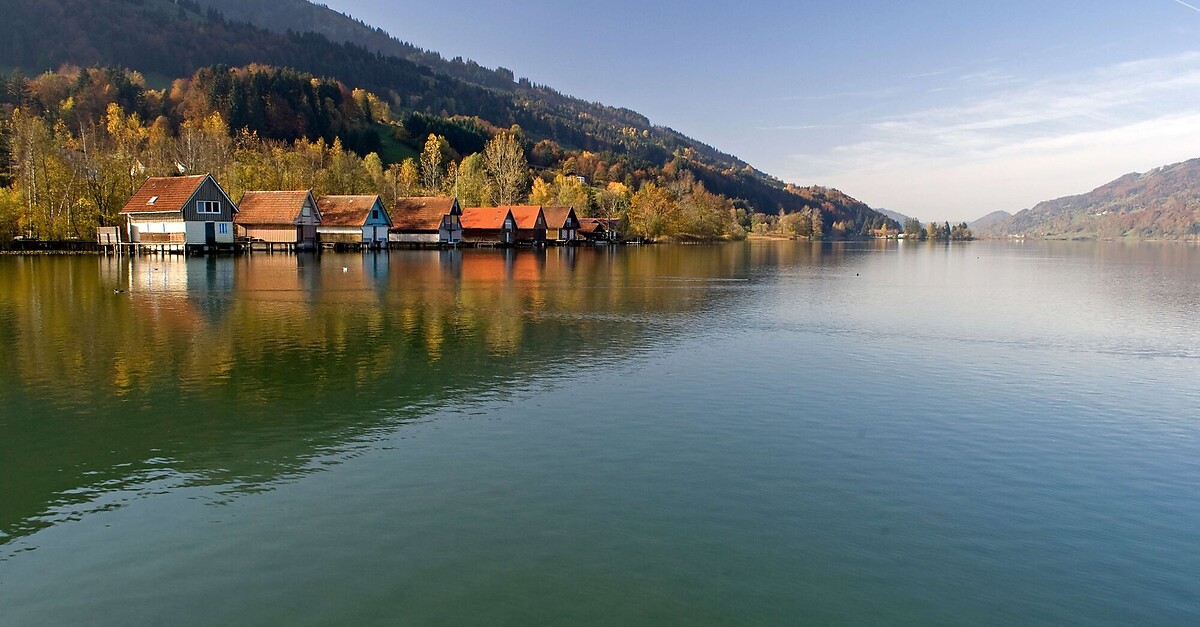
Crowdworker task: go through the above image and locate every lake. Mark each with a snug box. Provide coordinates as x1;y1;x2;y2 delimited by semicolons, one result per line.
1;241;1198;625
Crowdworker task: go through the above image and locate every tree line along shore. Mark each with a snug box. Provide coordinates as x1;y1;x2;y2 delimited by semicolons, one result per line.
0;65;909;251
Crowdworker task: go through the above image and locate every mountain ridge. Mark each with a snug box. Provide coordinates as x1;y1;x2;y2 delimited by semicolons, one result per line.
875;208;913;225
970;210;1012;231
977;158;1200;239
191;0;527;92
0;0;895;231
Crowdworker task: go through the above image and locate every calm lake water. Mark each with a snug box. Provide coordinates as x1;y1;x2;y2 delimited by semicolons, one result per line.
1;241;1198;625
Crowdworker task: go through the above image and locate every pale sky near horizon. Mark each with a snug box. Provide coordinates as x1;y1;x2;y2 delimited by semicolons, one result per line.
322;0;1200;222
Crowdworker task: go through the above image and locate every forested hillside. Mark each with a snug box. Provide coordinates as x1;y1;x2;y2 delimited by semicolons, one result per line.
978;160;1200;240
191;0;523;92
0;0;896;242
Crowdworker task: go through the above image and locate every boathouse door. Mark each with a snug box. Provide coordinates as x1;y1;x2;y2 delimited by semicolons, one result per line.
204;222;216;245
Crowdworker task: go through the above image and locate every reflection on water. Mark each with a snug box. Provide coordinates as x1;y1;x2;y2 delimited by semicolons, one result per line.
1;241;1198;626
0;246;761;544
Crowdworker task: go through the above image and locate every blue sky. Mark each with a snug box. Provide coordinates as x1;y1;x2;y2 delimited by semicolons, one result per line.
323;0;1200;221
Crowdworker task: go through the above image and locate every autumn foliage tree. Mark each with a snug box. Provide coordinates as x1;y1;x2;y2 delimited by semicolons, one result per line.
483;129;529;205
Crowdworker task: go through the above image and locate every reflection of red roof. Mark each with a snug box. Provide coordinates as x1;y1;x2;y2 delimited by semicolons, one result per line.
461;207;513;229
120;175;208;214
461;253;509;282
503;206;544;229
392;197;458;231
236;191;312;225
317;195;386;227
511;253;541;282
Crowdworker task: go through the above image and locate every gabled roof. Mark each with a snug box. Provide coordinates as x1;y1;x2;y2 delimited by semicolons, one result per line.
499;206;545;229
392;197;459;231
578;220;607;235
119;175;210;214
461;207;514;230
579;218;619;235
236;190;316;226
543;206;578;229
317;195;389;227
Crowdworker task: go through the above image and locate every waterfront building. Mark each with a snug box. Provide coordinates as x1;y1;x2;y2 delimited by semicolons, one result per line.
390;197;463;246
461;207;518;245
118;174;238;253
316;195;392;249
542;206;581;244
236;190;322;250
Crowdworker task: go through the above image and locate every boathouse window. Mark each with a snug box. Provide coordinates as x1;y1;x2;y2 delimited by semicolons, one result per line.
218;223;229;234
197;201;221;214
372;209;380;220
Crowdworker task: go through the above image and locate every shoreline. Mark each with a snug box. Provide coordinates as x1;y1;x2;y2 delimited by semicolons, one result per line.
3;238;1197;256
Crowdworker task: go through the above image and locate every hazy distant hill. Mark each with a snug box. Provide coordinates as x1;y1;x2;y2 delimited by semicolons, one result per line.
978;159;1200;239
876;208;913;224
970;211;1012;231
0;0;895;229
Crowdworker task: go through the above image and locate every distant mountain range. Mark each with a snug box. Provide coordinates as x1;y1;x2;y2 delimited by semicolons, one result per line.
0;0;895;230
977;159;1200;240
875;208;913;225
970;211;1012;231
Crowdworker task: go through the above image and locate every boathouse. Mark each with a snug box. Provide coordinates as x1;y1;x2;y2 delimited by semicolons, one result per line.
390;197;463;246
119;174;238;253
461;207;517;245
236;190;322;250
316;195;391;249
543;206;581;244
506;206;548;245
578;218;621;243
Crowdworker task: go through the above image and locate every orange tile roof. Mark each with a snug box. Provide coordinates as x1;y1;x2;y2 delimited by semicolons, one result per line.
461;207;513;230
316;195;385;227
392;197;457;231
236;191;312;225
120;175;209;214
499;206;544;229
542;206;576;229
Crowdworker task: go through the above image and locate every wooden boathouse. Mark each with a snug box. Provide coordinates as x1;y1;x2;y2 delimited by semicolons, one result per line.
543;206;581;244
316;195;391;250
390;197;463;247
461;207;518;246
506;206;548;245
236;190;322;252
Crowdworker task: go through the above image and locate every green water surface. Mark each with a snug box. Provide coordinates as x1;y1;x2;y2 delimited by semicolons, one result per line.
1;242;1198;625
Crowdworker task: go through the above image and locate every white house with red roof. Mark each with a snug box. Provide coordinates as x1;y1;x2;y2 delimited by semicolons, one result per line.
118;174;238;249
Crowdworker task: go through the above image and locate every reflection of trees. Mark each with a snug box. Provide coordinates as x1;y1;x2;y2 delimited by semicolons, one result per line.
0;245;757;545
